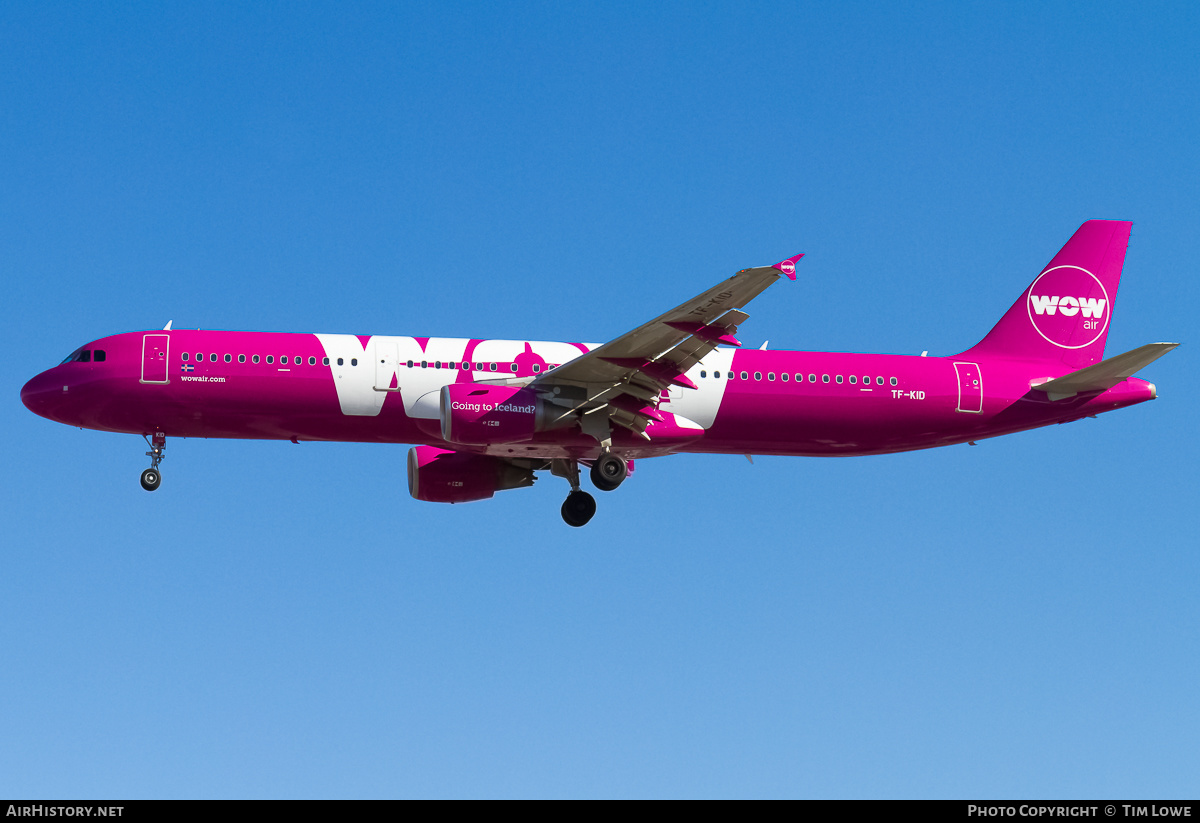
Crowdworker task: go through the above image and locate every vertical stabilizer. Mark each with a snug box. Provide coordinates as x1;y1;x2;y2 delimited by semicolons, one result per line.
959;220;1132;371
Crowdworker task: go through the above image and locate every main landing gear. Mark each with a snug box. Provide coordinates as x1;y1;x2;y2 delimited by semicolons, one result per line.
552;458;596;527
552;451;629;527
140;432;165;491
590;452;628;492
562;489;597;528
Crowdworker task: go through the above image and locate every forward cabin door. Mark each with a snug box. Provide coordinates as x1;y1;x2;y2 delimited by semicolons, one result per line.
953;361;982;413
141;334;170;384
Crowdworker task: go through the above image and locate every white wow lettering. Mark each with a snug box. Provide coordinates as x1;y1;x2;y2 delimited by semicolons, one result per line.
1029;295;1106;318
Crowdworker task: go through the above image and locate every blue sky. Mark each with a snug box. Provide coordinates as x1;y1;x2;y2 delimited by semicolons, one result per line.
2;1;1197;798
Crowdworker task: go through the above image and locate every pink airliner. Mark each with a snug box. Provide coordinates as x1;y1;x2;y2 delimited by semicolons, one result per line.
21;220;1176;526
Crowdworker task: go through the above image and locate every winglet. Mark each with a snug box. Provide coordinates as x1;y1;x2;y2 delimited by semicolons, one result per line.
772;254;804;280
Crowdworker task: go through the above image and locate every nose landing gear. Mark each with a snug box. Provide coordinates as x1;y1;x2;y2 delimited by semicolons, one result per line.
140;432;165;491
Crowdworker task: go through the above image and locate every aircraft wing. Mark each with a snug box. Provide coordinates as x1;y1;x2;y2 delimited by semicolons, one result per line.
528;253;803;438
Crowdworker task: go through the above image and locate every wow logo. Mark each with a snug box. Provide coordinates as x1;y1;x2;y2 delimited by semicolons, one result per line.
1026;265;1110;349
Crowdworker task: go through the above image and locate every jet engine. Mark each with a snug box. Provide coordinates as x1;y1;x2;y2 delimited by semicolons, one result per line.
439;383;565;446
407;445;534;504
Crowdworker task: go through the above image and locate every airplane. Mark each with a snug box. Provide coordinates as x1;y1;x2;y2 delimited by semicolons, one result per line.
21;220;1176;527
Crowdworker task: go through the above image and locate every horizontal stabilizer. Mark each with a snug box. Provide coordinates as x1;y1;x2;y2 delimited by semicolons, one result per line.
1032;342;1178;398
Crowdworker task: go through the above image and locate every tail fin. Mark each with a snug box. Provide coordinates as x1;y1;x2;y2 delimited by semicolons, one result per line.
959;220;1132;371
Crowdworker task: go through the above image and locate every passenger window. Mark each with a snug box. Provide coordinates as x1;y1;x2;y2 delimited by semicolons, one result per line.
489;363;497;371
700;370;706;378
462;362;470;370
181;352;189;361
309;357;316;365
822;374;829;383
351;359;358;366
267;356;274;364
421;361;427;368
336;358;342;366
210;353;218;362
767;372;775;381
890;377;898;386
282;356;290;365
322;357;329;366
863;376;869;384
406;360;413;368
238;354;246;363
781;373;788;382
849;375;857;385
533;364;540;373
877;376;884;385
475;363;483;370
809;374;817;383
253;355;260;364
93;350;106;362
753;372;761;381
510;363;518;372
435;361;441;369
836;375;843;384
740;371;748;380
196;353;203;362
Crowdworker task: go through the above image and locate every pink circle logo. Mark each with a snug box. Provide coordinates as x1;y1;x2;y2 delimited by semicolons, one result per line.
1026;265;1110;349
779;260;795;276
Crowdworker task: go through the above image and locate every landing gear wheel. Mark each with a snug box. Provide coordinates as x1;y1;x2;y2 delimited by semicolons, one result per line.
140;468;161;491
590;453;628;492
561;490;597;527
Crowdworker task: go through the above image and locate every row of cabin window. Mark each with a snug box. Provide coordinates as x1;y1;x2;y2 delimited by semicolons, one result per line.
182;352;327;366
403;361;556;373
178;353;553;372
699;370;898;387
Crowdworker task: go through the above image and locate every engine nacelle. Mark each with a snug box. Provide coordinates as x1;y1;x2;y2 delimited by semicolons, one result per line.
440;383;560;446
407;445;534;504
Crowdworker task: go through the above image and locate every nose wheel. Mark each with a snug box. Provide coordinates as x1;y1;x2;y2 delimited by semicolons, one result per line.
141;432;166;492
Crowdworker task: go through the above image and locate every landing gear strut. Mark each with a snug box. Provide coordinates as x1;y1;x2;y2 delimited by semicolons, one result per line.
140;432;165;491
552;458;596;527
590;452;628;492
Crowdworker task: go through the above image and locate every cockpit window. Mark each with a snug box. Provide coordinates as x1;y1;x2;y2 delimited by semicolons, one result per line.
60;348;91;364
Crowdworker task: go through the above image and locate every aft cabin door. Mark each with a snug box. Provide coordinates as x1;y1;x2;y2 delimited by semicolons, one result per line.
141;334;169;384
953;361;982;413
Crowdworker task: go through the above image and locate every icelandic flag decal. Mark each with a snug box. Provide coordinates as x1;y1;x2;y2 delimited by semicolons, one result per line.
181;363;195;372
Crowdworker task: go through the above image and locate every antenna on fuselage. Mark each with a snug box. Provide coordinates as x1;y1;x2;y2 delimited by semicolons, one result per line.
163;321;173;331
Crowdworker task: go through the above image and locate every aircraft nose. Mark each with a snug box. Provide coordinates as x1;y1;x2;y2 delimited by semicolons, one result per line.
21;370;67;420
